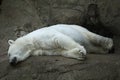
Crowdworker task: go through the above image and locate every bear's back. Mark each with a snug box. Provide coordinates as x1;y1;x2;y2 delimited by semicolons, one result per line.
50;24;89;44
25;24;90;46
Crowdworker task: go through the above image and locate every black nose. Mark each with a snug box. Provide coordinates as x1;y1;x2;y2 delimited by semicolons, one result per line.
10;57;17;65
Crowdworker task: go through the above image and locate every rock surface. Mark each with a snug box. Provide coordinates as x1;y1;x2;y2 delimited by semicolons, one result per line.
0;0;120;80
0;0;120;52
1;53;120;80
0;0;120;53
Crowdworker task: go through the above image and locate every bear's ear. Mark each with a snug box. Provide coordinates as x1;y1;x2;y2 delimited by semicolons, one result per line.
8;40;15;45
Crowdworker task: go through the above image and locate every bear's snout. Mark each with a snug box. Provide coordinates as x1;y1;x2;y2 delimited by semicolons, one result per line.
10;57;17;65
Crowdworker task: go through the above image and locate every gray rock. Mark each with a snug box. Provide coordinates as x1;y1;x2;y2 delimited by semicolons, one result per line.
0;0;120;80
0;0;120;51
0;54;120;80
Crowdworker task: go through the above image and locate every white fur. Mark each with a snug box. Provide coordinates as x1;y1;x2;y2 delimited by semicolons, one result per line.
8;24;113;63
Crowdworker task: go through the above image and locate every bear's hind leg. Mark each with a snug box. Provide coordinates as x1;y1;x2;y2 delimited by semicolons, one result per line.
54;34;86;60
87;32;113;53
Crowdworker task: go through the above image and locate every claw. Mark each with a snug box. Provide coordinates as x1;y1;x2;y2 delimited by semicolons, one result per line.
80;51;84;55
80;51;86;58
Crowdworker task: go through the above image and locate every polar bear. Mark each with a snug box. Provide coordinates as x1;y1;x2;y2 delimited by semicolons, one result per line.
8;24;113;65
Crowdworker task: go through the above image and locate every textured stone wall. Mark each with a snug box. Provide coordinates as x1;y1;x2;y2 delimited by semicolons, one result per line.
0;0;120;54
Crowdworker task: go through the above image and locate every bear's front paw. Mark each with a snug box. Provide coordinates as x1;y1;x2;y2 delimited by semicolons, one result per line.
79;48;86;55
77;49;87;60
79;50;86;57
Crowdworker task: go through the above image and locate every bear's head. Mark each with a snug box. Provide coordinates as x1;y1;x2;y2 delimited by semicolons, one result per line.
8;39;32;65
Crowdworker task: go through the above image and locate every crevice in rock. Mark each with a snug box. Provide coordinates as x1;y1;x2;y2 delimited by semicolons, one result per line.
82;3;113;38
0;0;2;14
